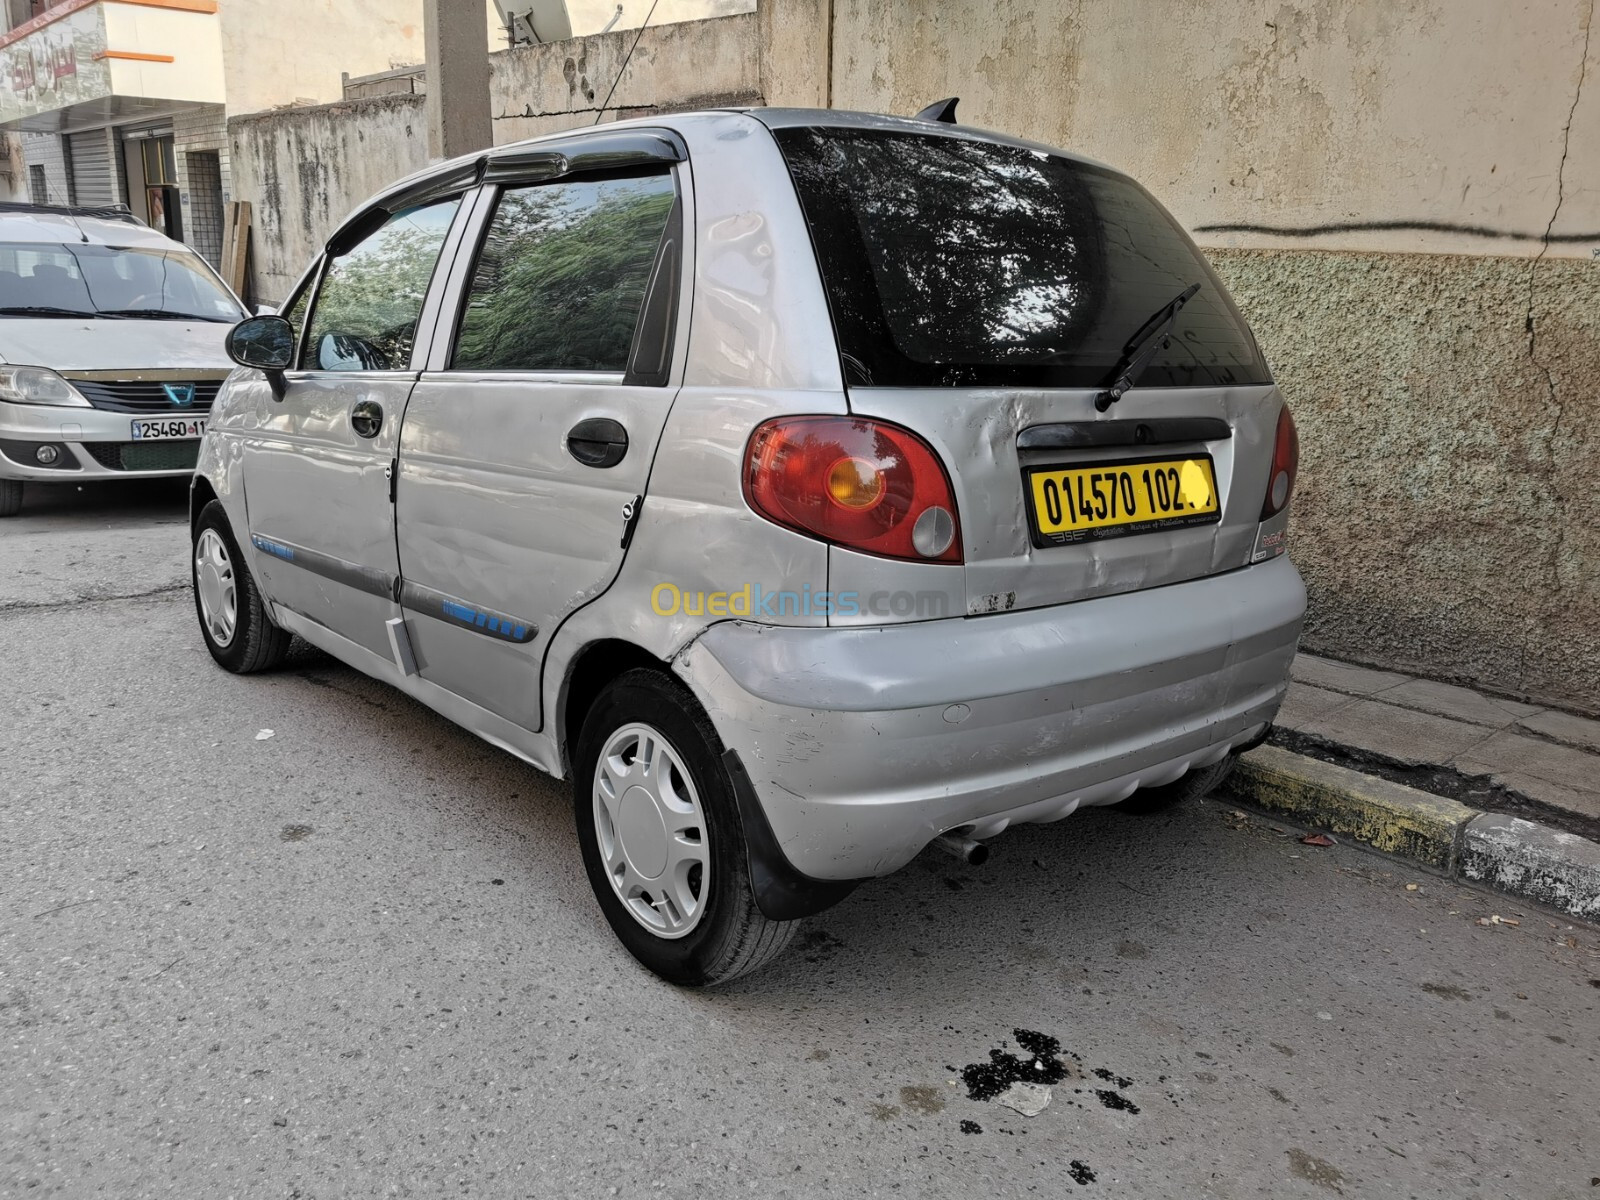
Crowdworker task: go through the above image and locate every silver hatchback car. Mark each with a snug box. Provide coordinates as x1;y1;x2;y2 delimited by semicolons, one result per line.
193;108;1305;984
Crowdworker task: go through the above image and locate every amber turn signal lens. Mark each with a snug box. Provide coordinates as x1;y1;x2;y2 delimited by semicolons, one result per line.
827;456;886;510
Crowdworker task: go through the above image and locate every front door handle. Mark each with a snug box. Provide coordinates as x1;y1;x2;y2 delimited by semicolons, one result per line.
566;417;628;468
351;399;383;439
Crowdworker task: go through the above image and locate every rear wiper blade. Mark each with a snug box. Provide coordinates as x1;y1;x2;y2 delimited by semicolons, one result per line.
0;305;98;318
1094;283;1201;412
97;308;232;322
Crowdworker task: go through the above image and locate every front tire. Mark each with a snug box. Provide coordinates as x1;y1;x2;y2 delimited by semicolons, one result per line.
192;499;291;674
1118;755;1237;815
574;668;797;986
0;479;21;517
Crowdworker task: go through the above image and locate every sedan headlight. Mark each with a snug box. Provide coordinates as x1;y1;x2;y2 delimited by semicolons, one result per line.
0;366;90;407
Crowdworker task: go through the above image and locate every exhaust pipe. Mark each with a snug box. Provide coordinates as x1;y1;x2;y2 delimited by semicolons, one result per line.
934;833;989;866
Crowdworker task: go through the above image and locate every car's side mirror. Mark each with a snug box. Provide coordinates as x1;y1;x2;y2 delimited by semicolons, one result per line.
226;315;295;400
227;315;295;371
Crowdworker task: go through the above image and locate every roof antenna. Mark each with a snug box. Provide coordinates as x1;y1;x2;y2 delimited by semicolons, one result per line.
593;0;660;126
914;97;959;124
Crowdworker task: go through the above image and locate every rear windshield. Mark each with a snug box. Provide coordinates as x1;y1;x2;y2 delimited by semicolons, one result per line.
773;127;1271;390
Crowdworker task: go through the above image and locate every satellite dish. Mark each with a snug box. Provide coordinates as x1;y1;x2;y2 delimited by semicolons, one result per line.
495;0;572;45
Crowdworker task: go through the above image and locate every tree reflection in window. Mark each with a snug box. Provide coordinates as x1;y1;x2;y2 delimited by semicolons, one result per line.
305;197;461;371
776;128;1270;390
452;173;675;373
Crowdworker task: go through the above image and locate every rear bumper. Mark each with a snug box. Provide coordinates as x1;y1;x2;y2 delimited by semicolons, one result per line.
675;555;1306;881
0;400;199;479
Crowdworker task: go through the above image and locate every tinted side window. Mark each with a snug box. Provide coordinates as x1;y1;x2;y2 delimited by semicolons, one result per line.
304;197;461;371
451;172;674;373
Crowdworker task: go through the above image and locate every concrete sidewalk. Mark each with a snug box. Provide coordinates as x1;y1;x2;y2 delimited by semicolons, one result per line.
1277;654;1600;825
1226;654;1600;922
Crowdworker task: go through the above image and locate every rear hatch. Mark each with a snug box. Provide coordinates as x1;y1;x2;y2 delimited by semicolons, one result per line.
770;121;1282;616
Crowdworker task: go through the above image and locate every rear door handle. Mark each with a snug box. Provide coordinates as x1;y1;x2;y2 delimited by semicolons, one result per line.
351;399;383;439
566;417;628;468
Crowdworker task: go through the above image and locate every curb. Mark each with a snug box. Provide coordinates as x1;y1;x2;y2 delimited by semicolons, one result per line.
1230;744;1600;921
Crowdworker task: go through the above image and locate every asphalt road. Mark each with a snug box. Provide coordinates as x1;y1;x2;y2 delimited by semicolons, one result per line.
2;481;1597;1200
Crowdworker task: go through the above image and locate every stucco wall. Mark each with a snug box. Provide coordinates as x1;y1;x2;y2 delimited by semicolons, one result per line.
233;13;761;299
229;95;432;303
217;0;438;116
1210;248;1600;714
813;0;1598;261
489;11;761;139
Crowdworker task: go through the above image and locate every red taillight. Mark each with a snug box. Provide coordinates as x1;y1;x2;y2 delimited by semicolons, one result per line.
1260;404;1299;520
743;416;963;563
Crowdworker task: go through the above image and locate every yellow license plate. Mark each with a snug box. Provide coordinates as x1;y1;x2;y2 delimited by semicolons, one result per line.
1026;456;1221;546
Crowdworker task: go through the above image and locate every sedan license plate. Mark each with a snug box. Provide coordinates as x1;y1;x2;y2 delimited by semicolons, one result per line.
130;417;206;441
1025;455;1221;547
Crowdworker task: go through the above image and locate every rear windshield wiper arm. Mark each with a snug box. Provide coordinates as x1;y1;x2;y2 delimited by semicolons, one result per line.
1095;283;1201;412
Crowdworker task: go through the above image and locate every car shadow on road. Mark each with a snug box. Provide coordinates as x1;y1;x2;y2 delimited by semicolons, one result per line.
278;654;1320;1013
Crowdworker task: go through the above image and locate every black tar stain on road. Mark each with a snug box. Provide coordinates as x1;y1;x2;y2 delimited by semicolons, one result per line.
954;1028;1145;1183
961;1028;1070;1100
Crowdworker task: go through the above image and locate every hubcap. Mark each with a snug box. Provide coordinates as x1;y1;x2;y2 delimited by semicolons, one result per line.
194;528;238;648
593;723;709;939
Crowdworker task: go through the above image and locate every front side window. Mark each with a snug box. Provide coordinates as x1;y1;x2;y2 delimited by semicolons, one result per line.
0;242;244;322
304;197;461;372
451;172;675;373
774;127;1271;390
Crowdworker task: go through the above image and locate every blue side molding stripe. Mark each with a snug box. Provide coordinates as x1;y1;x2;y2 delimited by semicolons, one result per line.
248;533;537;645
400;580;537;645
249;532;393;599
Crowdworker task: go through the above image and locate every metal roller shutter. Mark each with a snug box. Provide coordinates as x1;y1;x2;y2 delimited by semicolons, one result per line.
66;130;117;207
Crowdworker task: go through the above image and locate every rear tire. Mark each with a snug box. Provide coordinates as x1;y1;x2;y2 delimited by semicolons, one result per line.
574;668;798;986
0;479;21;517
1118;755;1237;815
192;499;291;674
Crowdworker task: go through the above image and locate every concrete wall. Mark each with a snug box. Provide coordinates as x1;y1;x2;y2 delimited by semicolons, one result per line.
490;11;760;138
234;12;760;300
1211;249;1600;714
781;0;1598;262
229;95;432;303
227;0;1600;711
217;0;439;116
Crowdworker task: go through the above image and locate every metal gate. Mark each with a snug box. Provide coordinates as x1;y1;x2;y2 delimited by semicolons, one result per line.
66;130;117;207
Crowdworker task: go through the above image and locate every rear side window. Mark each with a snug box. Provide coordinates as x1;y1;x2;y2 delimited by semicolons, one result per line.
451;172;675;373
773;127;1271;390
303;197;461;371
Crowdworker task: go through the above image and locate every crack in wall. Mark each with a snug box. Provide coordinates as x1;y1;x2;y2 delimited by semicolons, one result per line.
1520;0;1592;689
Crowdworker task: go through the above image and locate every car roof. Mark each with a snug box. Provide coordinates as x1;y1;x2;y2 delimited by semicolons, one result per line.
344;106;1118;235
0;205;190;251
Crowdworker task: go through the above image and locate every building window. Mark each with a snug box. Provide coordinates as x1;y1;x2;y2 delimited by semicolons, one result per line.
28;164;47;206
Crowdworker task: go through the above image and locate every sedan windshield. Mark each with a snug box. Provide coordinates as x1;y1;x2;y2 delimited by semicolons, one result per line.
0;242;244;322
